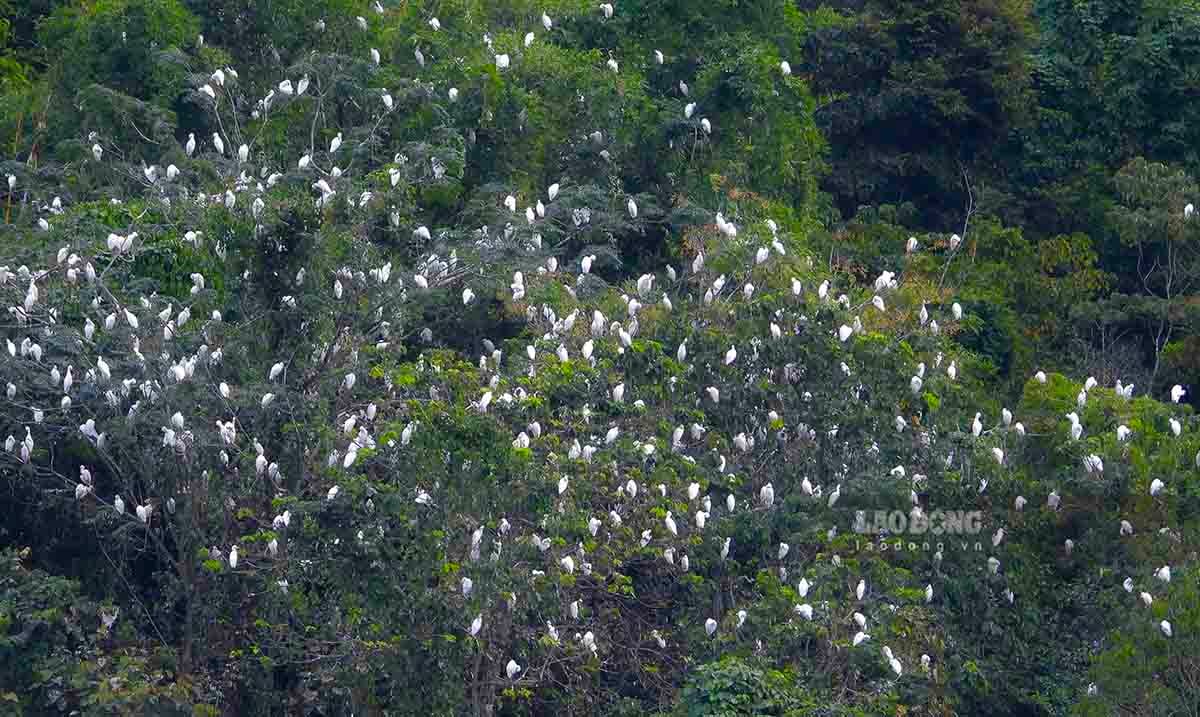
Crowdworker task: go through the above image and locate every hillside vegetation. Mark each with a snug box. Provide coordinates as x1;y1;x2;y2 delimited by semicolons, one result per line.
0;1;1198;715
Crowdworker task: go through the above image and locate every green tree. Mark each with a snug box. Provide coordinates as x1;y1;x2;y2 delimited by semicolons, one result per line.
801;0;1034;225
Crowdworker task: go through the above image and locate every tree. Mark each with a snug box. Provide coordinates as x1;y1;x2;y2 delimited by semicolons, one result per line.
1;1;1198;715
1105;158;1200;393
800;0;1034;226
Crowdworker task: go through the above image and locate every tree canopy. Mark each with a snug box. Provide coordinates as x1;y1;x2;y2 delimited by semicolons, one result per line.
0;1;1198;715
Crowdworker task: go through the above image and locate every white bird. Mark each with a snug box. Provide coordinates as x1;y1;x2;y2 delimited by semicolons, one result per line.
760;483;774;507
780;60;792;75
1161;620;1173;637
1170;384;1186;403
704;618;717;636
229;545;239;569
664;511;677;536
506;659;521;679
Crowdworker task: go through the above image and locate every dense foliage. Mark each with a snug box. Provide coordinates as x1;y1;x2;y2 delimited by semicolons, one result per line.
0;1;1197;715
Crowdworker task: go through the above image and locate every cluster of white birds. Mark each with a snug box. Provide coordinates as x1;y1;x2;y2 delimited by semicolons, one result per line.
0;1;1195;710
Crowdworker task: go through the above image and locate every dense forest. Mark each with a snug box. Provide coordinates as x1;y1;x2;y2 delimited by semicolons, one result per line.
0;0;1198;714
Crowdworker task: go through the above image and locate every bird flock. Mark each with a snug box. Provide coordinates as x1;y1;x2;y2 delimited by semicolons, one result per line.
0;1;1196;713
